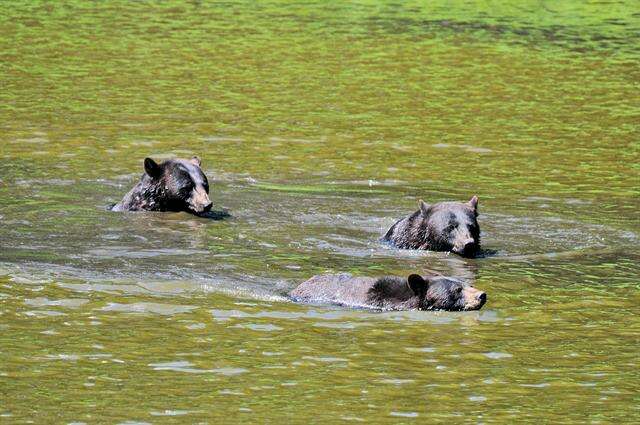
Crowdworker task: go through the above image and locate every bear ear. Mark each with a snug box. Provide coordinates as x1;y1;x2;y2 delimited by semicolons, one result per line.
407;274;428;296
144;158;162;179
190;156;201;167
418;200;431;216
468;195;479;213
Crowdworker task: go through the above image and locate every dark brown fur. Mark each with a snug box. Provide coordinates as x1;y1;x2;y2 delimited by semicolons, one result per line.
383;196;481;257
290;273;486;311
111;157;212;215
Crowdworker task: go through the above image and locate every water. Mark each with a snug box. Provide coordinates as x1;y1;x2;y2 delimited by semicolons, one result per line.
1;1;639;422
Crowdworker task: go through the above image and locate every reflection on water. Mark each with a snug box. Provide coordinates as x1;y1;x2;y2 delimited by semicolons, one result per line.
1;0;639;422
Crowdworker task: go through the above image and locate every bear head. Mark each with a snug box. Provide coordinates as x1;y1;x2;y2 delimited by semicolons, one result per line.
419;196;480;257
143;156;212;215
407;274;486;311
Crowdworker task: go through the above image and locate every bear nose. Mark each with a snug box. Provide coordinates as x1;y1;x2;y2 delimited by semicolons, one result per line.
203;202;213;212
477;292;487;304
461;240;476;255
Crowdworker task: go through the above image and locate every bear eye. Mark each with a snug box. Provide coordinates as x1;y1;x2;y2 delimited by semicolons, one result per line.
180;182;194;194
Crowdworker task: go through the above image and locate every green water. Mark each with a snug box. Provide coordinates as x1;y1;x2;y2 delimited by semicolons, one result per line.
1;1;639;422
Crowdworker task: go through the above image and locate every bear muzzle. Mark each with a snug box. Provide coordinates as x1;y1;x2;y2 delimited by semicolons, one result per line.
452;238;478;257
188;188;212;213
463;287;487;310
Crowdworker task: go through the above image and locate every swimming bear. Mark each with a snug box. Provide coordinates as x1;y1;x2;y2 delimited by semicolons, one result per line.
111;157;212;215
383;196;480;257
290;273;486;311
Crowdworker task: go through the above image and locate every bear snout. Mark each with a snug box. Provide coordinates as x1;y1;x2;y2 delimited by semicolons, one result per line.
463;287;487;310
452;237;478;257
188;187;212;212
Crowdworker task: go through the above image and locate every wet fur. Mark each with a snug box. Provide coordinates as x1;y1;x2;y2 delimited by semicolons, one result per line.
367;276;422;310
111;157;212;215
384;209;433;250
383;198;480;256
111;173;173;212
290;274;486;311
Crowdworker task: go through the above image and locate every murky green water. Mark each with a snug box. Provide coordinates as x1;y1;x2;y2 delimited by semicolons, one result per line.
1;1;639;422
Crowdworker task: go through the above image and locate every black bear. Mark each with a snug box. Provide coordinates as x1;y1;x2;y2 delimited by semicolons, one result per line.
111;157;212;215
382;196;480;257
290;273;486;311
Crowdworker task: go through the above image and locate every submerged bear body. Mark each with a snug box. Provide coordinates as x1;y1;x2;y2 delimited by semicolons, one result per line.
383;196;481;257
290;273;486;311
112;157;212;216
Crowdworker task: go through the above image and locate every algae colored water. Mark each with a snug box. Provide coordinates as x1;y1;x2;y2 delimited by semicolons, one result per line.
1;1;639;423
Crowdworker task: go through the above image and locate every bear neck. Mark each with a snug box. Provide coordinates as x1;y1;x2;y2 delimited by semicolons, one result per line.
124;175;170;211
367;277;421;310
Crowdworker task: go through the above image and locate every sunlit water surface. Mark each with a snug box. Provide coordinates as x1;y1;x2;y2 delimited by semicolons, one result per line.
1;1;639;423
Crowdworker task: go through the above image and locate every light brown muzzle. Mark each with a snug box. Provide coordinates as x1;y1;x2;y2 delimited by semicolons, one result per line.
463;286;487;310
189;187;212;213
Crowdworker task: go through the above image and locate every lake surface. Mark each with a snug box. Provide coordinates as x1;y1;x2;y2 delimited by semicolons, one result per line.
1;1;638;423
